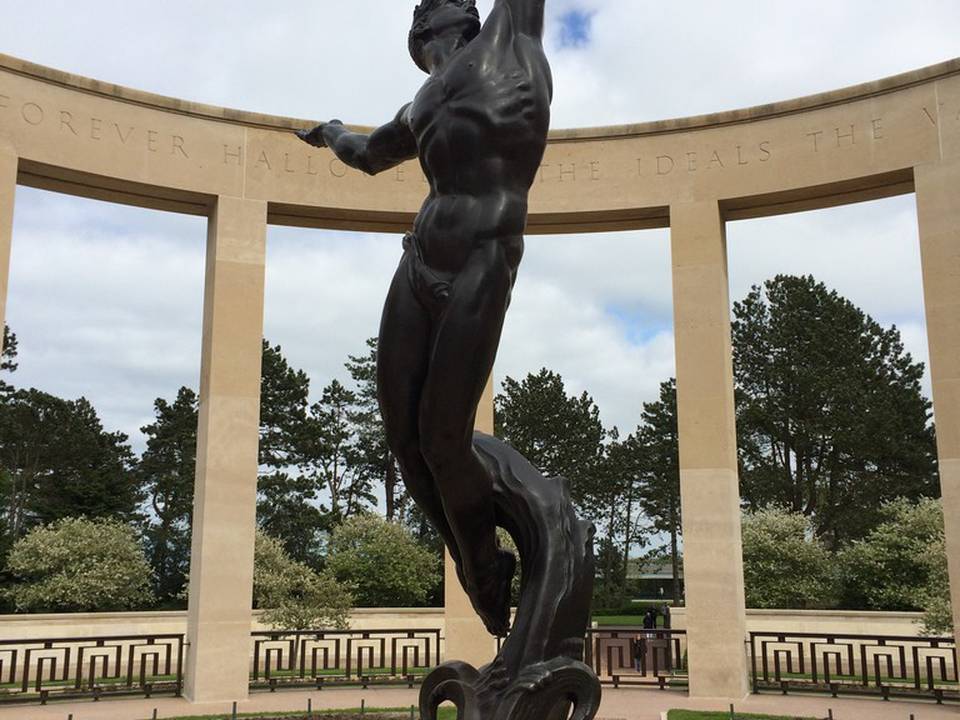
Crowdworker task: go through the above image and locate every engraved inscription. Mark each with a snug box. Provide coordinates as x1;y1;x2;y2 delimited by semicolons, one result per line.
645;141;772;177
0;92;195;159
806;119;884;153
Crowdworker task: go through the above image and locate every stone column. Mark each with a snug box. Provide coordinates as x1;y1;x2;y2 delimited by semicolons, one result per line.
443;376;497;667
0;141;16;345
185;196;267;703
670;200;749;699
915;159;960;641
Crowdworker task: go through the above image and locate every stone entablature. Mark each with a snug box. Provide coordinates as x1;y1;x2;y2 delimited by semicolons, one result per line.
1;54;959;230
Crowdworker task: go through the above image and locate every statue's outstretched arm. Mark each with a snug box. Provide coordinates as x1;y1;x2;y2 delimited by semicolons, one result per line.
496;0;546;39
296;103;417;176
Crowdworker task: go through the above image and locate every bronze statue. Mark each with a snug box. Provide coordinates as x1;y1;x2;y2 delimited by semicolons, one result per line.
298;2;599;717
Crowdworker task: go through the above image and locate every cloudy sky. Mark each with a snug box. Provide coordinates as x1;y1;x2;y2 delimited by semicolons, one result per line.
1;1;957;459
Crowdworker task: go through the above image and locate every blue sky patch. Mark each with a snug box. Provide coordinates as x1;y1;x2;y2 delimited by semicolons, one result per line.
605;304;672;346
558;9;594;49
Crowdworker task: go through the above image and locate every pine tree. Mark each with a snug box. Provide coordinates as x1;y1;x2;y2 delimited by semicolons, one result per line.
634;379;682;604
345;338;403;520
139;387;198;601
732;275;938;548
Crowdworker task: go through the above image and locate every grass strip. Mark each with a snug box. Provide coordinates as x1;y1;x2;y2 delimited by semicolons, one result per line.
153;707;458;720
667;711;819;720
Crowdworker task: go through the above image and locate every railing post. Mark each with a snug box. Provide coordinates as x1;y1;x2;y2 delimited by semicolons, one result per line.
670;200;750;700
915;158;960;653
0;139;16;344
184;195;267;703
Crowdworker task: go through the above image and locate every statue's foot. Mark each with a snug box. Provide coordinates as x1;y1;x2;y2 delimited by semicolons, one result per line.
469;549;516;637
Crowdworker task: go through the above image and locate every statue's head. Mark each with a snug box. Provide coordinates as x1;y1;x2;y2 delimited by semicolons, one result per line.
409;0;481;73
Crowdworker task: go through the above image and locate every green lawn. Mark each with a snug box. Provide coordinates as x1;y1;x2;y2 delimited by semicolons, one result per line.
157;708;457;720
592;615;667;627
667;712;818;720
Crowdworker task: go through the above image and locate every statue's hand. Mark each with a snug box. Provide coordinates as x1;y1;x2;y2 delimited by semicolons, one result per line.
295;120;343;148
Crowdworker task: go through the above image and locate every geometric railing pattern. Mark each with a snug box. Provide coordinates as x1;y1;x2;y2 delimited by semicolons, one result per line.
0;633;184;705
750;631;958;705
585;627;688;689
249;629;442;691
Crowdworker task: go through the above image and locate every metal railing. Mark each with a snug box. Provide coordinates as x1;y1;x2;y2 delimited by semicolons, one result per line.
0;633;184;704
585;627;688;689
750;631;959;704
250;628;442;691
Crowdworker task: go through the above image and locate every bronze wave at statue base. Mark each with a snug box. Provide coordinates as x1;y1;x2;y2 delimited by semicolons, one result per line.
419;433;601;720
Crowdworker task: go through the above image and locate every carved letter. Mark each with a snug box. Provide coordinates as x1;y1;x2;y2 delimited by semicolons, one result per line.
283;152;296;173
559;163;576;182
114;123;135;144
21;102;43;126
736;145;749;166
329;158;346;177
636;158;644;176
224;145;242;165
395;165;405;182
872;118;884;140
147;130;160;152
305;155;319;175
835;124;855;147
923;107;938;127
656;155;674;175
538;164;550;183
589;161;600;181
709;151;724;169
759;141;772;162
0;95;9;109
59;111;78;136
807;130;824;152
257;151;273;170
686;153;697;172
90;118;102;141
172;136;189;158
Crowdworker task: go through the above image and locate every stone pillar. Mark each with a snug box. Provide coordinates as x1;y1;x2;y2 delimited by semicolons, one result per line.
185;196;267;703
0;141;16;345
915;159;960;641
443;376;497;667
670;200;749;699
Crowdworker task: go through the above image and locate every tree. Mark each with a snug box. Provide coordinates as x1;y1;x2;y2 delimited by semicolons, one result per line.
590;431;646;608
253;530;352;632
741;508;837;609
837;497;944;611
326;514;440;607
495;369;605;507
345;338;404;521
300;380;375;523
4;517;155;612
635;379;682;604
256;472;327;567
1;324;17;393
0;389;140;542
732;275;938;548
919;538;952;636
259;340;310;470
139;387;198;602
256;340;327;562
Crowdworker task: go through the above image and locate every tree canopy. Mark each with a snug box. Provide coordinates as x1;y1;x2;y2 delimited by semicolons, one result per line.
4;517;154;612
733;274;938;548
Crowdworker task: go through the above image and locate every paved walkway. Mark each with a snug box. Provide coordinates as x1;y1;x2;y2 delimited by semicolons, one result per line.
0;687;954;720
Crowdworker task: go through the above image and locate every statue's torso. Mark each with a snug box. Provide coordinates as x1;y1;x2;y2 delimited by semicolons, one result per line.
408;5;551;273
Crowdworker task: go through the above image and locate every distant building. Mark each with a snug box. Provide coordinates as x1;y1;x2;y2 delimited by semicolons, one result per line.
626;558;684;602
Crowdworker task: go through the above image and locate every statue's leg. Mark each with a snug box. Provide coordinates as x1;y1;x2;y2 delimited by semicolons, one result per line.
418;237;517;636
377;256;460;565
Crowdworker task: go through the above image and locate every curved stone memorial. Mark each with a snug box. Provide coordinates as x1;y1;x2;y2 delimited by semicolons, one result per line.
0;35;957;709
